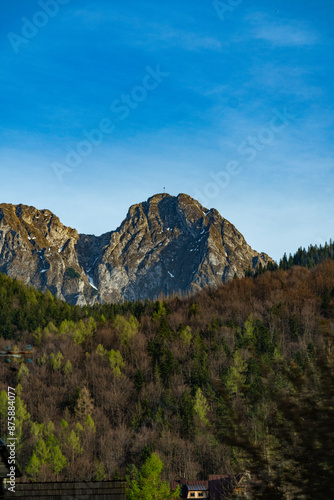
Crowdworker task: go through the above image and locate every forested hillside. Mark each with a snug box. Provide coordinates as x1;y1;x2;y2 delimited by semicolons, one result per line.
251;239;334;277
0;258;334;498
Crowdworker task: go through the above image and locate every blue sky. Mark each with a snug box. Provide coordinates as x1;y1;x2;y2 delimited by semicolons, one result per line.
0;0;333;261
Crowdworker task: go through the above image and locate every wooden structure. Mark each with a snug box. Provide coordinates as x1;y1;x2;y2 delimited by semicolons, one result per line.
4;481;126;499
0;439;10;497
171;474;251;499
183;483;209;498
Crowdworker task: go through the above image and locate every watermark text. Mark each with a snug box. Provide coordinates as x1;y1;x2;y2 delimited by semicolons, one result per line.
7;387;16;493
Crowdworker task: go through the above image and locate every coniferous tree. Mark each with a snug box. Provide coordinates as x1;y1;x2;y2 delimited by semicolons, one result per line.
126;453;180;500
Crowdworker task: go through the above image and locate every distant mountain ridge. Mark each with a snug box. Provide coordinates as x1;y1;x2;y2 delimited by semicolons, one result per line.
0;193;272;304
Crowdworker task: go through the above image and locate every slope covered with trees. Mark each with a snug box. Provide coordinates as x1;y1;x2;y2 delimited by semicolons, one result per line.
280;239;334;269
0;257;334;498
250;239;334;277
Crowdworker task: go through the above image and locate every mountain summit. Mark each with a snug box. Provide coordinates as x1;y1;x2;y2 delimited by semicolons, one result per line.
0;194;271;304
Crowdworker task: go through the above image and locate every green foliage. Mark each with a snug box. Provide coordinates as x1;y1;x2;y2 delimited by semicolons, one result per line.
147;337;177;386
157;317;172;338
63;360;73;376
33;328;43;348
190;335;209;388
85;414;96;432
159;349;176;386
65;267;81;279
244;313;255;341
34;438;50;463
93;460;106;481
126;453;180;500
134;369;145;390
189;301;199;317
0;390;8;420
114;314;139;344
194;387;209;426
178;324;192;345
30;422;44;439
15;395;31;444
221;348;334;499
59;320;75;334
96;343;106;357
289;314;301;341
60;419;69;433
67;430;83;459
49;444;67;476
75;423;84;433
37;353;48;366
26;430;66;479
0;271;77;337
225;350;247;395
256;239;334;277
47;321;58;334
55;317;97;344
17;362;29;383
45;421;55;437
73;318;96;344
179;390;194;437
108;349;125;376
253;320;276;357
0;268;148;340
87;316;97;334
280;240;334;269
72;320;88;344
96;344;124;376
25;452;41;480
1;255;334;488
152;301;169;322
49;351;63;371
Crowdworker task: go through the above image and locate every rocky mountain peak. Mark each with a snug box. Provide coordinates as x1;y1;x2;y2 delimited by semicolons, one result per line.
0;195;272;305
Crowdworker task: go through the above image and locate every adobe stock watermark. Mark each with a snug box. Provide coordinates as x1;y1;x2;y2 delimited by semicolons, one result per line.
213;0;244;21
7;0;71;54
6;387;16;493
52;65;169;182
193;106;298;206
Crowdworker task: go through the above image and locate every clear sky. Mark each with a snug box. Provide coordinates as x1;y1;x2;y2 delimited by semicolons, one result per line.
0;0;333;261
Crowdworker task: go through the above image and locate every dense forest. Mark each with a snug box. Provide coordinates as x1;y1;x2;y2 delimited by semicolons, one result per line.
279;239;334;269
249;239;334;277
0;241;334;498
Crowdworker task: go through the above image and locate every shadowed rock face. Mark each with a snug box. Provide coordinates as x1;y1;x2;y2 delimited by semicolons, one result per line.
0;194;272;304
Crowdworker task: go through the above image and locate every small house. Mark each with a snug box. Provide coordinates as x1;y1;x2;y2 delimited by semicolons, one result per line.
183;484;209;498
172;473;252;499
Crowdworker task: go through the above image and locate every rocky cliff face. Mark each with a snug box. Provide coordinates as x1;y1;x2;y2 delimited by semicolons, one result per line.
0;203;94;305
0;194;272;304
